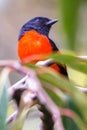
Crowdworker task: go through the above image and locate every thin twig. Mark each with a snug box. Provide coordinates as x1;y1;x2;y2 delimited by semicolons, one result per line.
0;60;34;75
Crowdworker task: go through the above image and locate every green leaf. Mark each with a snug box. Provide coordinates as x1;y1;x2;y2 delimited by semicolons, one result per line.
62;95;84;130
37;67;87;122
62;117;79;130
60;0;81;50
11;108;30;130
65;95;82;118
44;87;65;107
0;68;11;93
45;87;85;129
50;53;87;75
0;86;8;130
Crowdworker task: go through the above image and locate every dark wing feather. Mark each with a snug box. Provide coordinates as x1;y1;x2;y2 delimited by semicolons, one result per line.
48;38;68;77
49;38;59;51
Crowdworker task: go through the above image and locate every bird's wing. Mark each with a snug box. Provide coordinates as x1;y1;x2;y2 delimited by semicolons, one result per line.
49;38;59;51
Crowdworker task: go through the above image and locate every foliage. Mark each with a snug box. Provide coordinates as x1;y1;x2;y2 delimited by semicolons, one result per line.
0;53;87;130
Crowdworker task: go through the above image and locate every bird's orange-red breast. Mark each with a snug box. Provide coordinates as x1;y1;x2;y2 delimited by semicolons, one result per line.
18;16;68;76
18;30;53;63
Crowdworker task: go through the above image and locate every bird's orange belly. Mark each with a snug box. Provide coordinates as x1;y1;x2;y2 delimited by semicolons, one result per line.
18;30;53;63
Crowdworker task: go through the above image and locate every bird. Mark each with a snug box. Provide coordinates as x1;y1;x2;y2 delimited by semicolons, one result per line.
17;16;68;77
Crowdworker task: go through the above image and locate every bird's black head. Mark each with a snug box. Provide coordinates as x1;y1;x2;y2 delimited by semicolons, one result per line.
18;16;58;40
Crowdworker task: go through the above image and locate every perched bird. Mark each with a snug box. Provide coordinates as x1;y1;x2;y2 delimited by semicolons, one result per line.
18;16;68;76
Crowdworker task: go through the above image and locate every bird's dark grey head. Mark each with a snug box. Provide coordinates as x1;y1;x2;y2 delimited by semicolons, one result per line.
18;16;58;40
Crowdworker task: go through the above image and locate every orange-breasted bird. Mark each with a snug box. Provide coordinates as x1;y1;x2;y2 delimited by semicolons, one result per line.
18;16;68;76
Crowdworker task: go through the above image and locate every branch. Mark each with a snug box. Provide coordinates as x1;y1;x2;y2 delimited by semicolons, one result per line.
1;60;87;130
2;59;64;130
0;60;34;75
76;86;87;93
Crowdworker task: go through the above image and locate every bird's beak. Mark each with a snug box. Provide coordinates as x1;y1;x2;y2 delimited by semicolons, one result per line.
46;19;58;26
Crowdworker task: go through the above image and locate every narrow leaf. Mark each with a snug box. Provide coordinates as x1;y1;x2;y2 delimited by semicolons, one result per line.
0;86;8;130
37;67;87;122
50;53;87;75
60;0;81;50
